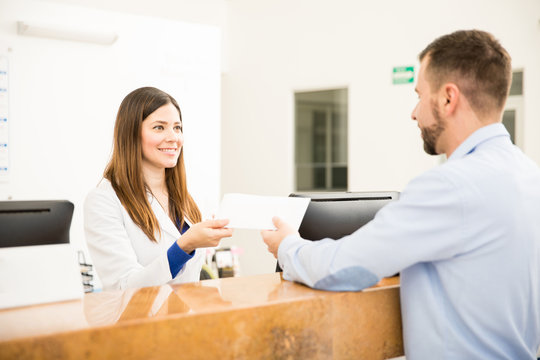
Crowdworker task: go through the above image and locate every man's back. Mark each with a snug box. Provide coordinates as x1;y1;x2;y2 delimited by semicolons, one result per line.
401;124;540;359
262;29;539;360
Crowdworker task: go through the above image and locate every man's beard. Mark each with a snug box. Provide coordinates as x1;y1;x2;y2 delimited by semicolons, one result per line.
421;101;446;155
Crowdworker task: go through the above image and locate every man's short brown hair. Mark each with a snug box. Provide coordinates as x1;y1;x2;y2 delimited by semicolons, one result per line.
419;30;512;116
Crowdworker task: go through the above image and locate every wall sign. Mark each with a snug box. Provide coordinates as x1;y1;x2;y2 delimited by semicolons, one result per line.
392;65;414;85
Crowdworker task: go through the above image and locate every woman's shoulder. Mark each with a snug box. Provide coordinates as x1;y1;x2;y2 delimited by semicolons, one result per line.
87;178;115;196
85;179;120;207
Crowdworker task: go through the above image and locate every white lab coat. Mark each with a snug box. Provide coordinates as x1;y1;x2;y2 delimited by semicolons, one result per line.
84;179;204;291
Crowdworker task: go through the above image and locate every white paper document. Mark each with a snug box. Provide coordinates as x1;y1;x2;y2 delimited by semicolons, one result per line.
217;193;310;230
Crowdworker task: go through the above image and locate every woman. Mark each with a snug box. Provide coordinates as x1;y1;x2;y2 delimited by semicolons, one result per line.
84;87;232;290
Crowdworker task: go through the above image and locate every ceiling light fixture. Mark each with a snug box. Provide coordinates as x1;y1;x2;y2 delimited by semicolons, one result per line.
17;21;118;45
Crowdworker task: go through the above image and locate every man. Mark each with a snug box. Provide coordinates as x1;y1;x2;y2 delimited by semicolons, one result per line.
261;30;540;359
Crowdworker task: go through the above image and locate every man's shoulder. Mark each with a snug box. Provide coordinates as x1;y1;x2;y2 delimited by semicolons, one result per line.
404;155;494;198
448;141;540;182
400;164;462;202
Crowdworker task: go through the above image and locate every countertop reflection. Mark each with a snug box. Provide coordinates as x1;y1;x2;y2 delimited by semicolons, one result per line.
0;273;399;342
83;273;329;327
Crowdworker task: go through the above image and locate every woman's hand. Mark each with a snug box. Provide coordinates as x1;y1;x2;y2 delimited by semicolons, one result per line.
177;219;234;253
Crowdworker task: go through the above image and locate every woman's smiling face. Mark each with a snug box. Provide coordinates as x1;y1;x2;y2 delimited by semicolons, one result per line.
140;102;184;174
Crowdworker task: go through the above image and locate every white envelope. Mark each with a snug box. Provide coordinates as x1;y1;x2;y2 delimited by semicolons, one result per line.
217;193;310;230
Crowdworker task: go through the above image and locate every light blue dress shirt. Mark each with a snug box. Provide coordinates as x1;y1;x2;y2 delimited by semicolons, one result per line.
278;123;540;359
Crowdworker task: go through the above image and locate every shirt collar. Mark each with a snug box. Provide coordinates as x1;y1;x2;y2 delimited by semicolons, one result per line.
448;123;510;161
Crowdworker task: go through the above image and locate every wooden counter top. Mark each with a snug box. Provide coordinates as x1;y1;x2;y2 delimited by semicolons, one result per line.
0;273;403;359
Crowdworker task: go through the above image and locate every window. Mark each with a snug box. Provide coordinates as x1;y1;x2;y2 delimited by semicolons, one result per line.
295;89;348;191
503;70;523;147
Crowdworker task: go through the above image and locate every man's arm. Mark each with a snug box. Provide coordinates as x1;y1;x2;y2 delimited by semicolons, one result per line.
262;169;467;291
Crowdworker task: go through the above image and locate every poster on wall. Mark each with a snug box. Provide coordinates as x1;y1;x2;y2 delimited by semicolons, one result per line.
0;55;8;183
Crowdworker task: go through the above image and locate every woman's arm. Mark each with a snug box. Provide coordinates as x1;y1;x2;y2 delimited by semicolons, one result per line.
84;184;174;290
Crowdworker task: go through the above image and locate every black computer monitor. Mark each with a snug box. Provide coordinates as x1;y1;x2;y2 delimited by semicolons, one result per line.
276;191;399;272
0;200;74;248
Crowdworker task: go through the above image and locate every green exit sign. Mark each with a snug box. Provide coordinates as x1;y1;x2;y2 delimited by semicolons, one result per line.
392;66;414;85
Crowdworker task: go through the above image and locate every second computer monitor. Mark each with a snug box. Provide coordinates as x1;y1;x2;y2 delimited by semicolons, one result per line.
291;191;399;241
276;191;399;272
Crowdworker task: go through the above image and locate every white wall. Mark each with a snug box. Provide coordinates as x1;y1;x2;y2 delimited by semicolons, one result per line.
221;0;540;275
42;0;230;72
0;0;222;277
43;0;227;29
2;0;540;279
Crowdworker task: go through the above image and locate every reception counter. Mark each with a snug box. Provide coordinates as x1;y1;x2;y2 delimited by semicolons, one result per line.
0;273;403;359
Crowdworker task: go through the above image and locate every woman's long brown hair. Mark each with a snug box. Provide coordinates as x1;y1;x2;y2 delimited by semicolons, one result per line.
104;87;201;242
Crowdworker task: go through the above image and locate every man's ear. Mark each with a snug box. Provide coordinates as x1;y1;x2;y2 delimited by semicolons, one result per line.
441;83;460;116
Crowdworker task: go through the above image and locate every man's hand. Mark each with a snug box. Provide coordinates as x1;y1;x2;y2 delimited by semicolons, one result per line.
261;217;298;258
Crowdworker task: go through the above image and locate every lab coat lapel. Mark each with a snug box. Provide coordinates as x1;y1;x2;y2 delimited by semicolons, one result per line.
148;195;181;240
